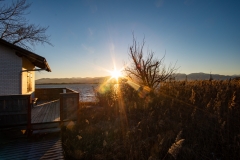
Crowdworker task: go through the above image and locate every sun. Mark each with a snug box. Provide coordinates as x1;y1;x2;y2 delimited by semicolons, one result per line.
110;69;122;81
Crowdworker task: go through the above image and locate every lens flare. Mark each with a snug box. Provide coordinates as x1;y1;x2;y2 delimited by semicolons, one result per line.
110;69;122;81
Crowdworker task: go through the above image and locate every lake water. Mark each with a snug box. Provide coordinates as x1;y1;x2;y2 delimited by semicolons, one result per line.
36;84;99;102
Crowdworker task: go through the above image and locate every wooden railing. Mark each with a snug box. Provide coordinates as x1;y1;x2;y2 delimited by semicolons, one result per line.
35;88;79;122
0;95;31;130
35;88;63;100
0;88;79;130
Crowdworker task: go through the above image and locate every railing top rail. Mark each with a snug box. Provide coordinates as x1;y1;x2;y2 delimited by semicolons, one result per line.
0;94;31;96
35;88;66;90
0;94;31;100
36;87;78;93
64;88;79;93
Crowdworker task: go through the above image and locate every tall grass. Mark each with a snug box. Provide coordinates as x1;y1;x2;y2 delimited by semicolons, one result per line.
62;79;240;159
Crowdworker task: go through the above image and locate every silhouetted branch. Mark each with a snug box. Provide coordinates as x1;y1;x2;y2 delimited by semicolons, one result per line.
0;0;52;50
124;34;178;90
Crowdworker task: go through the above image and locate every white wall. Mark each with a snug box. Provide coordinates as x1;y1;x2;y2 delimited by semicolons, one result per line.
0;44;22;95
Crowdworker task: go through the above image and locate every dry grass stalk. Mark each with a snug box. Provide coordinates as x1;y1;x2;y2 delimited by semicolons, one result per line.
168;139;185;159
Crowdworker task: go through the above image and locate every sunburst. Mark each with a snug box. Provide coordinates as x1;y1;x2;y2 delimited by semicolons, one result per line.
110;69;122;81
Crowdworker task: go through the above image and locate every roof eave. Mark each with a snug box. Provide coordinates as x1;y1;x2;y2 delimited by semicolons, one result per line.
0;38;51;72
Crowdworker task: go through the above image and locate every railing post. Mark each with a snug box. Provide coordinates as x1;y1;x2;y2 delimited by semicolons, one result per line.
77;92;80;123
59;88;79;126
60;93;63;126
27;95;32;136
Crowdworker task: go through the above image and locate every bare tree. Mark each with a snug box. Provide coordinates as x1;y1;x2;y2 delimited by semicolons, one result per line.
124;35;178;90
0;0;52;50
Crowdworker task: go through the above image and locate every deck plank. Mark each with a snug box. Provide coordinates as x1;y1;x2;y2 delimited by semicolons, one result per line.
45;102;52;122
54;101;60;121
32;103;47;123
32;106;44;120
42;103;51;123
49;102;56;122
47;101;56;122
51;101;59;122
32;100;60;124
51;102;57;121
32;106;44;121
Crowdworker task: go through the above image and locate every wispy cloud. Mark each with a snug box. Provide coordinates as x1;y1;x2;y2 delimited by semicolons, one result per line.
88;28;93;36
109;43;115;53
82;44;94;54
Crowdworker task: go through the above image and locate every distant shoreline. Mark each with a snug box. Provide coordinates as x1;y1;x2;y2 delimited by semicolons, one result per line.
36;83;100;85
35;73;239;84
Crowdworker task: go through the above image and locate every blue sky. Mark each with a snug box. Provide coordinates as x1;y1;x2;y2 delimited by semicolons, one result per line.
23;0;240;79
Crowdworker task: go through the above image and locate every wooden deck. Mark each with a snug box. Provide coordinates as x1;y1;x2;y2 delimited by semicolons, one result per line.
0;136;64;160
31;100;60;124
0;88;79;160
0;100;65;159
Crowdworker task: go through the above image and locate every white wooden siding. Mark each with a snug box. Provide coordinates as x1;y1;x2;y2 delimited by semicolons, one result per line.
0;44;22;95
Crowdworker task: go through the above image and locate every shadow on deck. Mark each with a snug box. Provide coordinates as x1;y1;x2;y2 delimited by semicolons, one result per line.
0;133;64;160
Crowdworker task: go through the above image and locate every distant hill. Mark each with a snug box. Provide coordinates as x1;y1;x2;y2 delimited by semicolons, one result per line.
36;73;239;84
36;77;110;84
174;73;238;81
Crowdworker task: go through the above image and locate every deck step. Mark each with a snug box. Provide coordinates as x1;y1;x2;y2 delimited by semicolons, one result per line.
0;127;27;144
31;122;60;130
32;128;61;135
